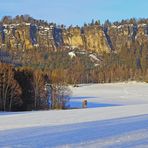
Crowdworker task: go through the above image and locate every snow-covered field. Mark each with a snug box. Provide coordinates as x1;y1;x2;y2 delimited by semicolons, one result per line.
70;82;148;106
0;82;148;147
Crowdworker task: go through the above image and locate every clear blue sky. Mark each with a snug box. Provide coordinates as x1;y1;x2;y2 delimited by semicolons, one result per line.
0;0;148;26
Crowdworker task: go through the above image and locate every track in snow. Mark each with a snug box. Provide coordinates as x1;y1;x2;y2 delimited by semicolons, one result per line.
0;115;148;147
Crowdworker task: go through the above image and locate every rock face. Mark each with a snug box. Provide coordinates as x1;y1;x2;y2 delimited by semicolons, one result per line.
0;17;148;54
108;24;148;52
0;23;111;52
63;26;110;52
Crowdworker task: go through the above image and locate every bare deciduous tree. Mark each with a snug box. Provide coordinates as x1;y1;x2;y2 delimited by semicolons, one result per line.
32;69;47;109
50;83;71;109
0;63;22;111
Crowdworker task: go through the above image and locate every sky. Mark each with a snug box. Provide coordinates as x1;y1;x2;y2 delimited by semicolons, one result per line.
0;0;148;26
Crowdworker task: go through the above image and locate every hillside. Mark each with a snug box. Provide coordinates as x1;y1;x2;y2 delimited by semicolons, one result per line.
0;16;148;84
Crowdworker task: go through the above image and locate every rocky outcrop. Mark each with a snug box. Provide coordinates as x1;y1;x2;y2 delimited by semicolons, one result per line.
108;23;148;52
0;17;148;54
0;23;111;53
63;26;110;52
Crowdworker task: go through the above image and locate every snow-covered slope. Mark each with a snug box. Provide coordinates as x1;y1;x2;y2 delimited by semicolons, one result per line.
70;82;148;106
0;104;148;131
0;115;148;148
0;82;148;147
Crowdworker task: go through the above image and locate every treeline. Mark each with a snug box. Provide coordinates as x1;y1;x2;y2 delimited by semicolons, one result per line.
37;46;148;84
0;62;71;111
1;15;148;26
0;15;50;26
47;59;148;84
3;43;147;85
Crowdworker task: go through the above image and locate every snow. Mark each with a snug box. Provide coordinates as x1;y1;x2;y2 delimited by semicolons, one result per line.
89;54;100;62
68;51;76;58
44;27;50;30
138;24;147;27
0;114;148;147
111;25;117;28
0;82;148;147
70;82;148;106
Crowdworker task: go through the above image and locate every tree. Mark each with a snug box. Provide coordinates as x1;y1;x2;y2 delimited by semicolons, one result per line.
68;58;85;84
15;67;34;111
0;63;22;111
95;20;100;26
2;16;12;24
45;72;71;109
49;83;71;109
104;19;111;28
91;19;95;26
32;69;47;110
